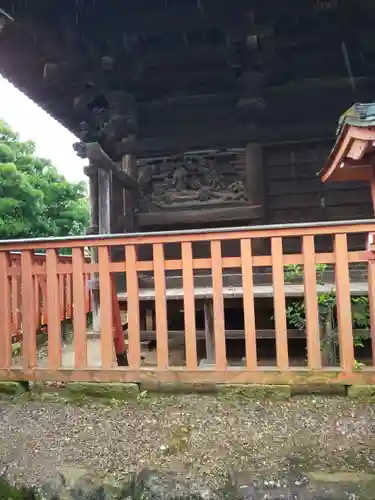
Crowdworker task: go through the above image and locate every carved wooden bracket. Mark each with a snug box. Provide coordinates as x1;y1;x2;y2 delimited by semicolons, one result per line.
85;142;139;191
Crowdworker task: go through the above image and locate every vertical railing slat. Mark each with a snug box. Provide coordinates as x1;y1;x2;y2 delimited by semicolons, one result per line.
368;260;375;367
72;248;87;368
153;243;169;369
181;241;198;369
271;237;289;370
334;233;354;371
21;250;37;369
210;240;226;370
125;245;141;368
0;252;12;369
98;246;114;369
240;238;257;370
303;235;322;369
46;249;62;369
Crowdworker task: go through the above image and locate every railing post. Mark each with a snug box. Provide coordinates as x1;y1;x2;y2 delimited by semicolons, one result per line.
181;242;198;369
125;245;141;368
46;249;62;369
0;252;12;369
303;235;322;370
211;240;227;370
98;246;114;369
153;243;169;369
271;237;289;370
72;248;88;369
21;250;37;369
334;233;355;372
240;238;257;370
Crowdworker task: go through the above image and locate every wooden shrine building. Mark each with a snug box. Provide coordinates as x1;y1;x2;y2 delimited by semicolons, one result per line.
3;1;375;229
1;0;375;382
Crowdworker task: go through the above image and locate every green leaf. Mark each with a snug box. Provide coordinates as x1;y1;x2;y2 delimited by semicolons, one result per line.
0;119;89;240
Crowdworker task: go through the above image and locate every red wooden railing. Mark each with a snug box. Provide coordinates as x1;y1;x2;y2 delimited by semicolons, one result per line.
8;252;92;342
0;220;375;385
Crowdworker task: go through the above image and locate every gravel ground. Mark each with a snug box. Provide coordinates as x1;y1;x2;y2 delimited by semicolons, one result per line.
0;394;375;492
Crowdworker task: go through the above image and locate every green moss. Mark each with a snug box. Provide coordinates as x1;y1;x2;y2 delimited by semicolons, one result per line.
291;384;346;396
0;478;38;499
0;381;28;396
140;382;218;394
347;385;375;402
66;382;140;400
217;384;291;401
167;424;192;454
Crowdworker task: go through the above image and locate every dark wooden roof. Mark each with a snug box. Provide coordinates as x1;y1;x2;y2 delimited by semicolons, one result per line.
2;0;375;158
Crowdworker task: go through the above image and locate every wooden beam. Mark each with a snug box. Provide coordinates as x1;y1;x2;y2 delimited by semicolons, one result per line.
136;205;264;228
85;142;139;191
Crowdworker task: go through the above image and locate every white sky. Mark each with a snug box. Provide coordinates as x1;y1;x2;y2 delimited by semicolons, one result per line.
0;75;87;183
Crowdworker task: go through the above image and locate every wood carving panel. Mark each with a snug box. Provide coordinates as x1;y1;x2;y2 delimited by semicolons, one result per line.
136;150;248;213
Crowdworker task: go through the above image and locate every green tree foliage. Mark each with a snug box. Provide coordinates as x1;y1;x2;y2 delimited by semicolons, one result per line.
0;120;89;239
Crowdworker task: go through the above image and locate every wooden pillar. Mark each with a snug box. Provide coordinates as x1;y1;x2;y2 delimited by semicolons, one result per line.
97;167;111;338
122;154;137;232
87;168;100;334
88;170;99;230
245;143;265;255
245;143;264;207
98;168;111;234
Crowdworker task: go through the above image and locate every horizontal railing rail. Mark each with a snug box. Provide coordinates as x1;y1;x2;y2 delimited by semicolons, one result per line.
0;219;374;248
0;219;374;386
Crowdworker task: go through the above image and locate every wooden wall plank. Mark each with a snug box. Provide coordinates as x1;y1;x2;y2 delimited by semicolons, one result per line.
271;237;289;370
98;246;114;369
21;251;36;369
264;140;373;230
334;233;355;371
46;249;62;369
72;248;87;369
0;252;12;369
153;243;169;369
125;245;141;368
240;239;257;370
211;240;227;370
181;241;198;369
303;235;321;369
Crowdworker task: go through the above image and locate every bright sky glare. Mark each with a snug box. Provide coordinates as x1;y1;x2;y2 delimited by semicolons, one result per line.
0;75;87;183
